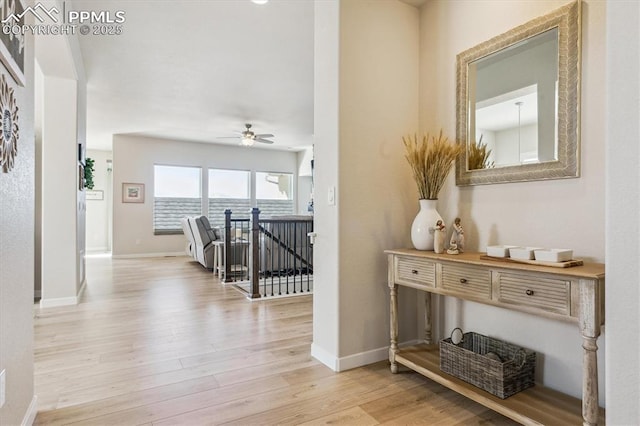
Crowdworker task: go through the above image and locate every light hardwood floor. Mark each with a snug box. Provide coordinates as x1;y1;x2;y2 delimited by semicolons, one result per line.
34;255;516;425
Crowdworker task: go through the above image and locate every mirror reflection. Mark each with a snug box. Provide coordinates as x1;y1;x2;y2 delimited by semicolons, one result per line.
468;28;558;170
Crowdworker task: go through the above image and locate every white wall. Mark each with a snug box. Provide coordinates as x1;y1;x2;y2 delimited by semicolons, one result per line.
40;77;80;303
112;135;299;256
0;23;35;426
86;150;113;252
419;0;606;403
311;0;341;366
605;1;640;423
35;10;88;306
312;0;420;369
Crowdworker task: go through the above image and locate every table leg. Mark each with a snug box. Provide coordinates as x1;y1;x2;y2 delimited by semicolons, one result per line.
389;283;399;373
582;336;599;426
212;243;219;278
424;292;432;344
579;279;602;426
217;243;223;278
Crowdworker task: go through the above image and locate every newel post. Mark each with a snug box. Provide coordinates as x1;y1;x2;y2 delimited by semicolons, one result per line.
249;208;261;299
224;209;232;283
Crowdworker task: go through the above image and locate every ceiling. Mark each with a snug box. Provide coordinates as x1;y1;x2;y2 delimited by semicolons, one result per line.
71;0;314;152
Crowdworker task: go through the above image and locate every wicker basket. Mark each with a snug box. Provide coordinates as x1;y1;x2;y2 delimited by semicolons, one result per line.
439;328;536;399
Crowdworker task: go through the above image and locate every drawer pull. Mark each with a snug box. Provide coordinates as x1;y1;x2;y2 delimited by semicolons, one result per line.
411;269;419;275
460;278;468;284
525;289;535;296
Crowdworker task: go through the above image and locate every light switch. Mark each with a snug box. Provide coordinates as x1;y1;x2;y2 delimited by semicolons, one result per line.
327;186;336;206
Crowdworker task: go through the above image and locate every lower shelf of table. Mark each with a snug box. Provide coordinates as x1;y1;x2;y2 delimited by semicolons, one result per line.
394;344;605;426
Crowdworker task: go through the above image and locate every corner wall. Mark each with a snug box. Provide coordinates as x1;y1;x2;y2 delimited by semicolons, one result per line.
338;0;420;362
35;9;88;307
312;0;420;369
112;135;299;256
419;0;606;402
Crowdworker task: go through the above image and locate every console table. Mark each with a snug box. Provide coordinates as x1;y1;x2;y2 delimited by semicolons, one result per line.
385;249;605;426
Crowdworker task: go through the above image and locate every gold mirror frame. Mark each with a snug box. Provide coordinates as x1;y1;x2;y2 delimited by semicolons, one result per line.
456;0;581;186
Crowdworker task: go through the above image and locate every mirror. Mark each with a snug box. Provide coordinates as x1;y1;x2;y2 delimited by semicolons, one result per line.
456;0;581;185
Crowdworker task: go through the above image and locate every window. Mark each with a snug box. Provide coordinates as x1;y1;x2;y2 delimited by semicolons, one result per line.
208;169;251;226
256;172;294;217
153;165;201;234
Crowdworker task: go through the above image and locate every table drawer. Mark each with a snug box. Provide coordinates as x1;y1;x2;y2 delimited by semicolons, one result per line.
395;256;435;287
497;272;570;315
442;264;491;299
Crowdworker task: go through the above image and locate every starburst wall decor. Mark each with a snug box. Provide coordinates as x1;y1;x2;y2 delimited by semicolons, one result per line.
0;73;19;173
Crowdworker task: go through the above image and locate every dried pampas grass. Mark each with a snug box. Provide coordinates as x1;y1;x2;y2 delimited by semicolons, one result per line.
403;130;464;200
467;135;494;170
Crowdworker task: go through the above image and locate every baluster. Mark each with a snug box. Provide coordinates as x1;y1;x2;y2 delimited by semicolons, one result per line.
224;210;232;283
285;221;290;294
272;222;277;294
293;221;298;294
249;208;260;299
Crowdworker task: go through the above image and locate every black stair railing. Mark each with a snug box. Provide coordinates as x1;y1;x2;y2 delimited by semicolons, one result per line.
223;208;313;299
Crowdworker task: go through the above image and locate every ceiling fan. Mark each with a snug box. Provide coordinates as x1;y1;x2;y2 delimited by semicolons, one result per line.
218;123;274;146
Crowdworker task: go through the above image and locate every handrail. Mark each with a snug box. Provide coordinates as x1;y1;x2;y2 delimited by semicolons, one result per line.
257;223;312;270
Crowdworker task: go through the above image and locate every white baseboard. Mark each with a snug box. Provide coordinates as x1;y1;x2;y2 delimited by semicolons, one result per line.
311;340;421;372
311;342;339;371
86;246;108;253
39;280;87;308
77;279;87;300
21;395;37;426
40;296;78;308
336;345;390;371
112;252;186;259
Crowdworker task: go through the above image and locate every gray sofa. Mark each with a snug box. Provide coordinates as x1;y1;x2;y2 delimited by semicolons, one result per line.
182;215;217;269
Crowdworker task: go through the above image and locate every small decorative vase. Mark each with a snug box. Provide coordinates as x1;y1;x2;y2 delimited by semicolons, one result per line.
411;199;443;251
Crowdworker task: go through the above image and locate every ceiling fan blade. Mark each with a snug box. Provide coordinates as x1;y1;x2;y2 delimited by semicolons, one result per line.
255;138;274;144
254;133;274;138
217;136;241;139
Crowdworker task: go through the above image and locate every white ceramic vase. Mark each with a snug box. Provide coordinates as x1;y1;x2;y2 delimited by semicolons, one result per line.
411;199;443;251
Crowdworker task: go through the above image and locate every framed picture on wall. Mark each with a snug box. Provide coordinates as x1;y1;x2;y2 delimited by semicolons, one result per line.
0;0;26;86
122;183;145;203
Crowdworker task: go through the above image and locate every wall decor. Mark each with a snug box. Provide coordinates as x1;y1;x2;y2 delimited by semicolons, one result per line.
0;73;19;173
456;0;581;185
86;190;104;200
78;165;84;190
0;0;26;86
122;182;145;203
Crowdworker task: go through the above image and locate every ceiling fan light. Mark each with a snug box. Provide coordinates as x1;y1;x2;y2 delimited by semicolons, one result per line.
251;0;268;4
241;136;254;146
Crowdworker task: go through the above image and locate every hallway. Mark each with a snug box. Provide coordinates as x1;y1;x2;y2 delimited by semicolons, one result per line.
33;255;513;425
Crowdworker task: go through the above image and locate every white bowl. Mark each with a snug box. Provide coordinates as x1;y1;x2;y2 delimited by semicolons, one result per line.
509;247;542;260
486;245;518;258
534;249;573;263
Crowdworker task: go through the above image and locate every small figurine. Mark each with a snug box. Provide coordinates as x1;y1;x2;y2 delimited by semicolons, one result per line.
450;217;465;253
432;220;446;254
447;241;459;255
